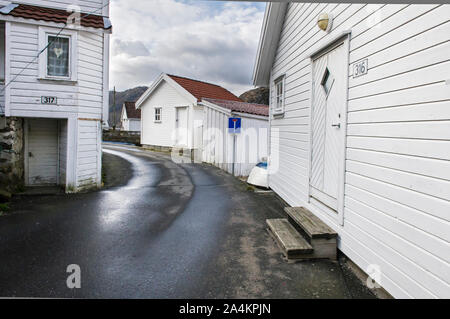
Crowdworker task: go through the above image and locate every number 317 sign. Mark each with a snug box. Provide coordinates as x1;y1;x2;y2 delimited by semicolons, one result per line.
353;59;368;78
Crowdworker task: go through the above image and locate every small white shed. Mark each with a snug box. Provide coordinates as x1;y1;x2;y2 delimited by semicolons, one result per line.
120;102;141;132
201;98;269;177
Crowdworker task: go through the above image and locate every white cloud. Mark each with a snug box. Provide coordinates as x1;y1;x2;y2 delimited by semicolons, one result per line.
109;0;265;96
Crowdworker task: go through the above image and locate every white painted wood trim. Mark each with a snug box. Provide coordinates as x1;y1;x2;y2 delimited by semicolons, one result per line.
136;73;197;109
66;116;78;190
0;16;110;34
338;34;351;226
102;32;110;125
96;120;102;187
4;21;10;116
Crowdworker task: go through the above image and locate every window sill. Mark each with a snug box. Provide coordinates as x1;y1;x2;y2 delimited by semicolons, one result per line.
38;77;77;85
154;121;162;123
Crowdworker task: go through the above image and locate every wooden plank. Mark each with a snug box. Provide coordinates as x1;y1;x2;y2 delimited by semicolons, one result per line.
285;207;337;239
266;219;313;259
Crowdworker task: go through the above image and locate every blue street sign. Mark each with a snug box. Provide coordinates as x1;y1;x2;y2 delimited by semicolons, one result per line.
228;117;241;134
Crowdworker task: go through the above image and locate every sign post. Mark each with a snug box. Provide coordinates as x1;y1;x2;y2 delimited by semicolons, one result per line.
228;118;241;176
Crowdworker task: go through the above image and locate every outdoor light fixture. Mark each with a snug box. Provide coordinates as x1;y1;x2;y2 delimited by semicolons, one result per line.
317;13;333;32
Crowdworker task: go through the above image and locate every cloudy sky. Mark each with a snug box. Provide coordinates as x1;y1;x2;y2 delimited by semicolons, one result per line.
109;0;266;96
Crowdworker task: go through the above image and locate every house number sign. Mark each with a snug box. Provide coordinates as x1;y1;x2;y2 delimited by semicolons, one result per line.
353;59;368;78
41;96;58;105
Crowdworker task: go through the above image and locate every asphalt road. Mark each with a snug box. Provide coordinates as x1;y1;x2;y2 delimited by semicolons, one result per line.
0;144;375;298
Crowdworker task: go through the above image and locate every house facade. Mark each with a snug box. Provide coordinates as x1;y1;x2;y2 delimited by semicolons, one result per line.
0;0;111;192
254;3;450;298
201;98;269;177
120;101;140;132
136;73;242;154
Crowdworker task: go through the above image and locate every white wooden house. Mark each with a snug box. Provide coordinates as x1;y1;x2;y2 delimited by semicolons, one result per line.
136;73;242;153
201;98;269;177
0;0;111;192
120;101;140;132
253;3;450;298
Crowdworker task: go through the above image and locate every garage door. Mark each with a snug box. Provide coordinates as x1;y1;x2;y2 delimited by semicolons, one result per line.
26;119;59;186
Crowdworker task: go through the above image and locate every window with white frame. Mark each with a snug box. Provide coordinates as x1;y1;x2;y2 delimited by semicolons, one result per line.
47;35;70;77
155;107;162;122
274;76;285;114
39;27;77;81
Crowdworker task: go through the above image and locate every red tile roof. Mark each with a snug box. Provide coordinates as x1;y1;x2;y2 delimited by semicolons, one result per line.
203;98;269;117
123;102;141;119
168;74;242;102
1;4;110;30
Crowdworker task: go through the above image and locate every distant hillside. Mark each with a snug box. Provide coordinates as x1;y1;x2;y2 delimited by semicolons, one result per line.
109;86;148;127
239;87;269;105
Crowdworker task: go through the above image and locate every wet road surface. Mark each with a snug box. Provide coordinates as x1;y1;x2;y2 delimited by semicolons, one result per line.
0;144;375;298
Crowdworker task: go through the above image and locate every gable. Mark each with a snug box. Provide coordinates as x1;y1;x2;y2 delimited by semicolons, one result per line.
140;79;193;109
253;3;288;87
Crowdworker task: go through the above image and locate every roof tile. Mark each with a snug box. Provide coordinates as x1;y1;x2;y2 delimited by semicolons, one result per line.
124;102;141;119
1;4;109;29
168;74;242;102
203;98;269;117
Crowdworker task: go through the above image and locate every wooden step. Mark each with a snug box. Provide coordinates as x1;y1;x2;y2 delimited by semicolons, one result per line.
284;207;337;260
284;207;337;240
266;219;313;260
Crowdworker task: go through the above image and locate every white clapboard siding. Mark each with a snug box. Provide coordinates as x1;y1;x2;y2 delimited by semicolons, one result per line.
5;13;108;190
202;105;268;176
268;3;450;298
77;119;100;188
140;80;193;148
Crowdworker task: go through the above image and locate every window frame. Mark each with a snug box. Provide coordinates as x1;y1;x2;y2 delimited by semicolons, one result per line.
273;75;285;115
38;26;78;82
154;107;162;123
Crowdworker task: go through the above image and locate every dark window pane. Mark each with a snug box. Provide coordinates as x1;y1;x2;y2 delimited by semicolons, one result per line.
47;36;69;77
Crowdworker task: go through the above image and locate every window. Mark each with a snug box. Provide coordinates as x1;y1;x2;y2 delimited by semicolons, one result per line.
47;36;70;77
274;76;285;114
39;27;77;81
321;67;334;97
155;107;162;122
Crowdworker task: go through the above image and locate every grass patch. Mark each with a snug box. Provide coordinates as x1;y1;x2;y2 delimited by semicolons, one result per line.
0;202;10;215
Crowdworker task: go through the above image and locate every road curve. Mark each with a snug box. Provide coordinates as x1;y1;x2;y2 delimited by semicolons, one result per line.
0;144;374;298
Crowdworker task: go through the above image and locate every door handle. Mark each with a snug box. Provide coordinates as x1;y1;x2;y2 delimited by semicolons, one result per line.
29;152;33;157
331;123;341;128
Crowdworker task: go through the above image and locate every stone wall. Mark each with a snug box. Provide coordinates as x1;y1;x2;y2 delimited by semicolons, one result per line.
0;117;24;193
103;129;141;145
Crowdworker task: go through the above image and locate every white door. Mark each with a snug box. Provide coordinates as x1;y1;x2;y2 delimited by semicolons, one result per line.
310;43;346;211
176;107;188;146
26;119;59;186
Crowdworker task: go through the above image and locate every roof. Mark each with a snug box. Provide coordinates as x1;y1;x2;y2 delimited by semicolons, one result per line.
253;3;287;86
167;74;242;102
123;102;141;119
0;4;111;30
203;98;269;117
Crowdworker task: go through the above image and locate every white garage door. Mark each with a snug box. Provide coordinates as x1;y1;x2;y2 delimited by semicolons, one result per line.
26;119;59;186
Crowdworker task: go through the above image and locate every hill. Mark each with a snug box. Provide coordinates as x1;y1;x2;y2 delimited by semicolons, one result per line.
108;86;148;127
239;87;269;105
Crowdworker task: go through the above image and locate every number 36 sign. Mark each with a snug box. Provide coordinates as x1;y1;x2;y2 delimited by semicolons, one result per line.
353;59;368;78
